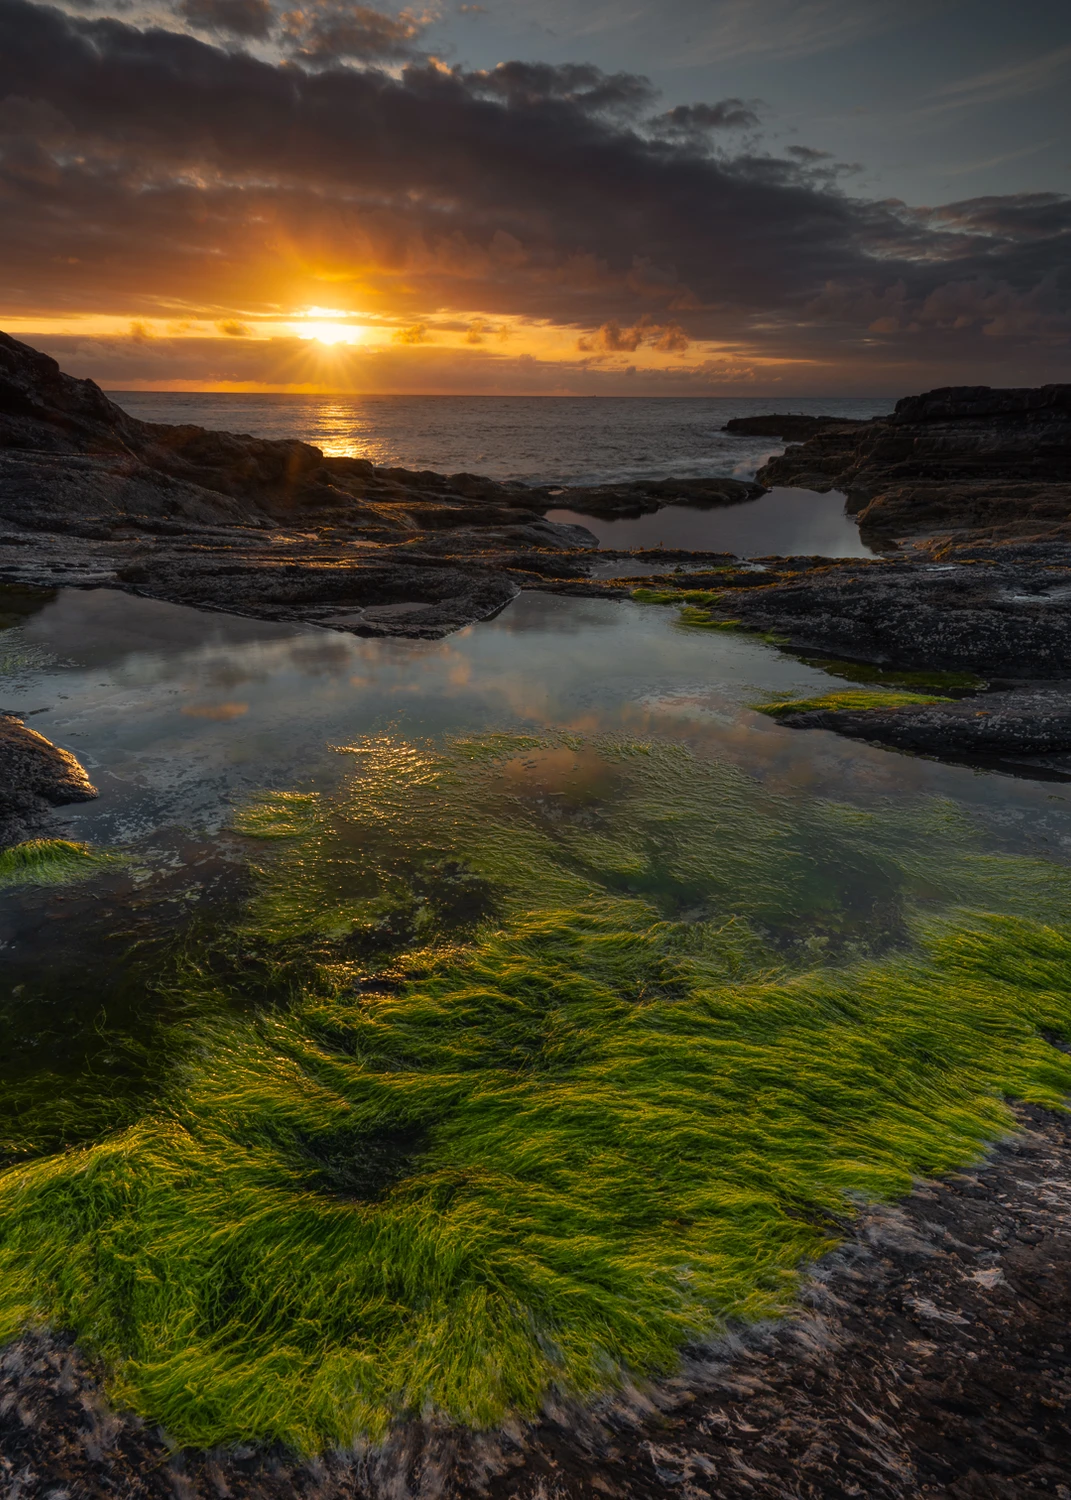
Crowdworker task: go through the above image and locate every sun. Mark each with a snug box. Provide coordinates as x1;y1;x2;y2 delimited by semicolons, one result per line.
295;308;364;345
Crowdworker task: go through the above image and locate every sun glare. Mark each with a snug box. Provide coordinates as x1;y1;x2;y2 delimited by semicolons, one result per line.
295;309;364;345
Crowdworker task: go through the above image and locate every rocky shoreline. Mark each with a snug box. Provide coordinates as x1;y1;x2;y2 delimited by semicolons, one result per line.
3;332;1071;785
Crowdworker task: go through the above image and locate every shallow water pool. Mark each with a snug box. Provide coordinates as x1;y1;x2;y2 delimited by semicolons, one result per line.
3;583;1071;1449
546;487;880;558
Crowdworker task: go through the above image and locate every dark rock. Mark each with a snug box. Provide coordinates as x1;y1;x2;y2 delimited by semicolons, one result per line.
715;548;1071;678
778;689;1071;765
723;413;871;442
0;713;98;847
547;474;763;518
0;332;600;637
757;382;1071;541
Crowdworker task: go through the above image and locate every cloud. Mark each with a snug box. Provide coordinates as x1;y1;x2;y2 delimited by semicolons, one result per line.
217;316;251;334
176;0;274;37
393;322;432;343
469;59;656;117
576;317;690;354
280;1;428;62
666;0;938;63
0;0;1068;387
652;99;761;135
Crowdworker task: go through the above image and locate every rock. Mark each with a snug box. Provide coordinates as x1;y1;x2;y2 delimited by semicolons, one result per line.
548;475;763;518
757;383;1071;542
723;414;870;442
0;331;603;637
712;546;1071;679
777;689;1071;766
0;713;98;847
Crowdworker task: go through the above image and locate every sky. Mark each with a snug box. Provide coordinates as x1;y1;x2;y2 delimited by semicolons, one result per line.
1;0;1069;394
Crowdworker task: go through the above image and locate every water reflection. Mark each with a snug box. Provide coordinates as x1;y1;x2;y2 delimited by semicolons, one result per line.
4;582;1071;1163
547;488;879;559
0;586;1067;865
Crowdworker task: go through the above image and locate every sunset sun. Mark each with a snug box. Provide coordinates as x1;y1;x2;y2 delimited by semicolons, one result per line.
296;310;364;346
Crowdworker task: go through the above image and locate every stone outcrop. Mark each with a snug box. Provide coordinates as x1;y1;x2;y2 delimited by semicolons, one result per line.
6;336;1071;775
0;331;607;635
756;383;1071;542
0;714;98;845
549;474;762;518
777;688;1071;770
710;543;1071;679
722;413;869;443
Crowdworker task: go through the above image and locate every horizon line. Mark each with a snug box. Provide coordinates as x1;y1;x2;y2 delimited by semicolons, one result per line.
103;388;897;400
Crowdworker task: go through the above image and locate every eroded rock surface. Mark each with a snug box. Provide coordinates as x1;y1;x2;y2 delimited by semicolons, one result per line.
0;713;98;845
5;337;1071;771
757;383;1071;542
710;543;1071;679
723;413;869;443
778;688;1071;775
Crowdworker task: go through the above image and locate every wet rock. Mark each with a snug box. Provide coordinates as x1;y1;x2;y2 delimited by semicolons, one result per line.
0;331;601;636
756;383;1071;541
0;713;98;847
119;550;523;639
777;688;1071;769
715;546;1071;679
554;475;762;518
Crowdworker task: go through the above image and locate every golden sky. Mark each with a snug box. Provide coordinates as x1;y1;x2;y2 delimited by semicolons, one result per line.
2;0;1069;394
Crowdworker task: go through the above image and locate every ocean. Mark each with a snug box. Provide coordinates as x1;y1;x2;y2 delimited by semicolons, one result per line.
110;392;890;488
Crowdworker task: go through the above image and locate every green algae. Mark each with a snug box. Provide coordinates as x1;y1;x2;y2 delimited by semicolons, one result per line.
1;735;1070;1452
758;690;952;717
629;587;784;638
805;659;986;693
631;587;724;607
0;839;117;890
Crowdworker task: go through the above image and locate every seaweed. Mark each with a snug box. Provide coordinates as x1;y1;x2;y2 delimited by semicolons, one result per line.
757;690;952;717
1;735;1069;1451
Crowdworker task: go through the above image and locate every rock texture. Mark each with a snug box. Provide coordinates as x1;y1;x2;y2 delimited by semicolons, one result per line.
0;333;768;638
723;413;869;443
548;475;762;518
709;543;1071;679
5;337;1071;770
757;383;1071;543
778;688;1071;774
3;1103;1069;1499
0;713;98;845
0;331;604;636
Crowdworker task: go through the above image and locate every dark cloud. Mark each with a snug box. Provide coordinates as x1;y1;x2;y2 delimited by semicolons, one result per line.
787;144;833;161
469;60;657;117
0;0;1068;380
654;99;761;133
177;0;274;38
